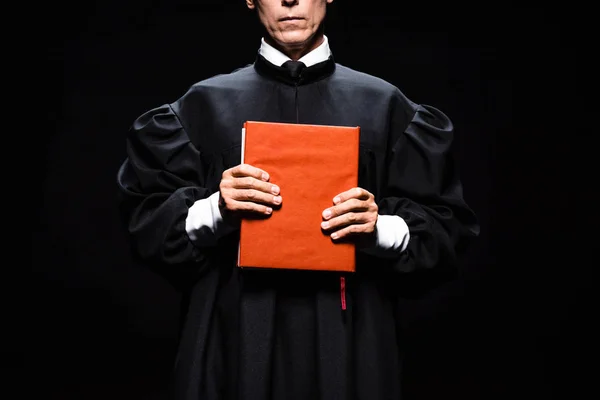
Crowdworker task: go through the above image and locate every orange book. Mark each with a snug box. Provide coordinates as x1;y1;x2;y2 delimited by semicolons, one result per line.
238;120;360;272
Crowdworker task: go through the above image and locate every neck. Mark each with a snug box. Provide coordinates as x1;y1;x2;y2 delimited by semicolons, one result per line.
264;25;325;61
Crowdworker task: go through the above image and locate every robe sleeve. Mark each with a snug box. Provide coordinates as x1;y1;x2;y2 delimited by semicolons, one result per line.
377;99;480;278
116;103;211;269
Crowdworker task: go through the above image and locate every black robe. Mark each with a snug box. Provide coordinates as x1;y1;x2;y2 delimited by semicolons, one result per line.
116;54;480;400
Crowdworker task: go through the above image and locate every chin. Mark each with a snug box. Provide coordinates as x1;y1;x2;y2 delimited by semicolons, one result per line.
276;30;313;47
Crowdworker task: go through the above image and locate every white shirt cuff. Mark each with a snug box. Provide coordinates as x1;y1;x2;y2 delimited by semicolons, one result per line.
185;192;235;246
362;214;410;258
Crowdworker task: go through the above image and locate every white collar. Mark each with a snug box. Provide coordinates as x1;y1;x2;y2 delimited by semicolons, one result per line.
258;35;331;67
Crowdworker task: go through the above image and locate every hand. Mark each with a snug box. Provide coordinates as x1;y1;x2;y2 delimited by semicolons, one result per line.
320;187;378;245
219;163;282;223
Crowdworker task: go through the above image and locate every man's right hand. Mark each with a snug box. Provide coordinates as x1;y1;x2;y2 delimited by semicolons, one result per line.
218;163;282;223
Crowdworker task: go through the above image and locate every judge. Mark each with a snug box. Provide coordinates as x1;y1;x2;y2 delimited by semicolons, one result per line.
116;0;480;399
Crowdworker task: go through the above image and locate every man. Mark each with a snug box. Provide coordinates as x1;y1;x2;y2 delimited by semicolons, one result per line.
116;0;480;399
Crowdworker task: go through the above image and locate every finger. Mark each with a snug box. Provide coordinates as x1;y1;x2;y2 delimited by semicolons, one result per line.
233;200;274;215
321;211;372;231
328;223;371;240
332;187;372;205
221;196;274;215
233;176;280;195
322;198;369;220
229;163;270;182
231;189;282;206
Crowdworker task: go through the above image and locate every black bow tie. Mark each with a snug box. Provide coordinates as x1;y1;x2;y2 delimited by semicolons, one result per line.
282;60;306;79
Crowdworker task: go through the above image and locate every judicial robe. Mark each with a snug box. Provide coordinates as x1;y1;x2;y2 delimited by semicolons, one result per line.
116;54;480;400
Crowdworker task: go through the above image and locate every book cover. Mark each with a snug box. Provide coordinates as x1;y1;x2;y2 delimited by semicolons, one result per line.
238;120;360;272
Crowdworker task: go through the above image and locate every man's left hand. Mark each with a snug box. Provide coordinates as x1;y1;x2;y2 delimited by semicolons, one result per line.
321;187;378;243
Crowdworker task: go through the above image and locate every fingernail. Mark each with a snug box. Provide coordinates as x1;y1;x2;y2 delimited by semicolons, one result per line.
333;197;341;204
262;173;269;181
323;210;331;219
273;196;281;204
321;221;329;229
271;185;280;194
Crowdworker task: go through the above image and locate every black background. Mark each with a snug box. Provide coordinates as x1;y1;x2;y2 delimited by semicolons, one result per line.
35;1;586;399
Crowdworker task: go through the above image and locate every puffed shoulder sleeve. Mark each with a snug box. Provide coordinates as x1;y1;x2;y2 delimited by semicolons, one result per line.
378;100;480;276
116;103;210;266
